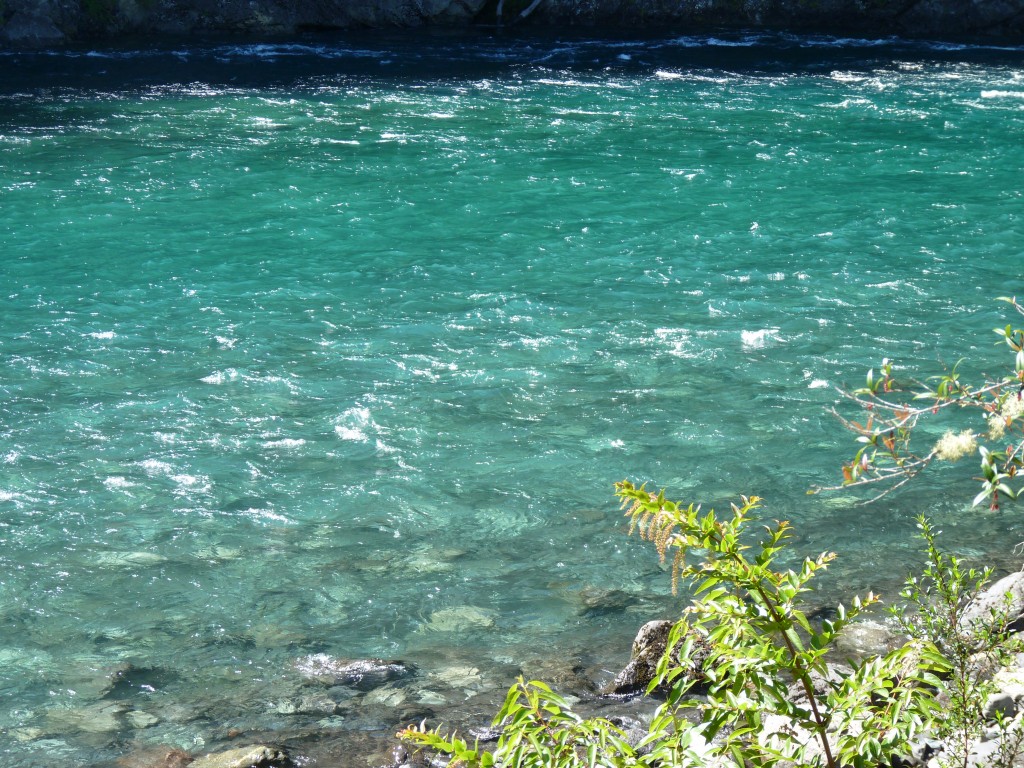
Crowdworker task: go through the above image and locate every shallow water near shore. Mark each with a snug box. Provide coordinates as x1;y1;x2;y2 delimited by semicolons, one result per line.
2;30;1024;765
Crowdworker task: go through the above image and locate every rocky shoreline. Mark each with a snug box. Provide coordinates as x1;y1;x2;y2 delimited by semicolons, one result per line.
2;0;1024;48
95;568;1024;768
94;643;652;768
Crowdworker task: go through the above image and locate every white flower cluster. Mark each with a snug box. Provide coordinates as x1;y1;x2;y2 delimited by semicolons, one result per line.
987;393;1024;440
933;429;978;462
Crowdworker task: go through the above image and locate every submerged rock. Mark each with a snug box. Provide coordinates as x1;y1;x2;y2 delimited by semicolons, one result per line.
412;688;447;707
574;586;635;617
10;727;45;743
422;606;495;632
295;654;414;690
45;700;129;733
402;547;466;574
270;692;341;716
189;745;290;768
125;710;160;729
364;686;408;708
94;551;169;569
114;747;193;768
427;664;482;687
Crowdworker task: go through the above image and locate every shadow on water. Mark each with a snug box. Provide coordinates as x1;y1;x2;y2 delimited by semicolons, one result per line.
2;28;1024;98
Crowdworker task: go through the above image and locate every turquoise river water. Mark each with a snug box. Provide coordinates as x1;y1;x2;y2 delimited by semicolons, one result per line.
2;31;1024;766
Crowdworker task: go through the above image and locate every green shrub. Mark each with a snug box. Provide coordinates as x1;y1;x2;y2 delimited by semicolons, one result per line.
894;516;1024;768
401;484;948;768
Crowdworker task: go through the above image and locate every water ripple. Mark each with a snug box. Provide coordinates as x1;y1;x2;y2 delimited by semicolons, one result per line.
1;35;1024;766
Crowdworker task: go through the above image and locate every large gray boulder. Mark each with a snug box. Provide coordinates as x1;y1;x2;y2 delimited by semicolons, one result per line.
960;571;1024;638
602;619;711;697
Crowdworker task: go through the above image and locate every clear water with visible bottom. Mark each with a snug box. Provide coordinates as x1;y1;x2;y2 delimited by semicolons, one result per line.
2;30;1024;765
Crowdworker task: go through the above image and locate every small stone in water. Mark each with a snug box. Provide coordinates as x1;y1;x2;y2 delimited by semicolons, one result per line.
271;700;298;715
296;694;340;714
294;655;413;690
315;715;346;728
414;689;447;706
11;727;44;742
364;686;406;707
428;665;483;688
126;710;160;729
423;606;495;632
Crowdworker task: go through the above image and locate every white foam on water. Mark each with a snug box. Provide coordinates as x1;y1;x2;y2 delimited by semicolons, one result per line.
138;459;173;475
706;37;757;47
828;98;878;110
200;368;240;384
654;327;695;358
741;328;782;351
171;474;212;498
535;78;606;89
241;508;293;525
263;438;306;449
250;116;287;128
334;406;373;442
663;167;705;181
831;71;869;82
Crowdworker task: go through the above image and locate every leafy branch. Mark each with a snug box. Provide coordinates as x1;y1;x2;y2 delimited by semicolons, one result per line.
816;297;1024;508
399;676;673;767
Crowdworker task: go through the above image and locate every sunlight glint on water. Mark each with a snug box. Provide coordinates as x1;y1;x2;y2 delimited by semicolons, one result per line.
1;34;1024;764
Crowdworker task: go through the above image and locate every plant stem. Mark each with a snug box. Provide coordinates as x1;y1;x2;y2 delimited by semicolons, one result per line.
753;580;838;768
